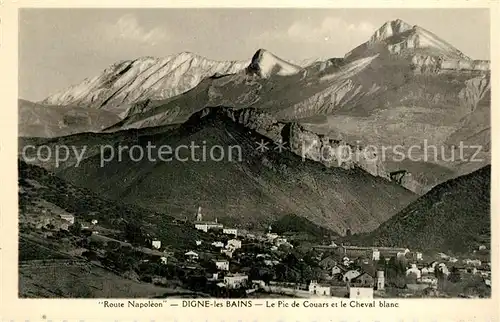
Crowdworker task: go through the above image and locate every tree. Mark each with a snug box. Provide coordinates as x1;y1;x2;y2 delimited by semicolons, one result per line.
69;222;82;235
102;246;138;272
82;250;99;261
88;239;105;250
275;264;288;282
124;222;145;245
405;272;418;284
448;267;462;283
106;240;121;251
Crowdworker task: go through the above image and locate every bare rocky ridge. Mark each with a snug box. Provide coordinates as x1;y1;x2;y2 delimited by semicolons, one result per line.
222;108;388;179
41;52;251;115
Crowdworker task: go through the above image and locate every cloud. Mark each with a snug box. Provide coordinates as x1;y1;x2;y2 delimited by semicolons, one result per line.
260;17;375;44
103;14;168;45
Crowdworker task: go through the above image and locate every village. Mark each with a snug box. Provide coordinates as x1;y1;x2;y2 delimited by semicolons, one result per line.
28;206;492;299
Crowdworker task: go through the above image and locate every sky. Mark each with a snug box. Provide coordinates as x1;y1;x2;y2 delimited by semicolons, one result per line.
19;8;490;101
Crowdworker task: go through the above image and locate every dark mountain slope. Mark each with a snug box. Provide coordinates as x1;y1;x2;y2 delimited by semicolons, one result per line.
18;160;206;249
32;108;416;234
350;165;490;253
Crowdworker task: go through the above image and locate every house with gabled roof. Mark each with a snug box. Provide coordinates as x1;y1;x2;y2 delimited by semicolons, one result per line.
331;264;349;276
350;272;375;288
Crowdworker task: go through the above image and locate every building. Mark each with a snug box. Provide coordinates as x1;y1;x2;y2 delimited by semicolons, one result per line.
195;240;202;246
343;269;362;282
59;214;75;225
479;245;487;250
349;287;374;299
194;207;223;231
194;221;223;232
420;275;438;287
438;252;449;260
319;256;338;270
221;249;234;258
436;263;450;276
339;246;372;258
152;240;161;249
212;241;224;248
375;271;385;290
214;259;230;271
196;206;203;222
266;233;279;241
308;281;331;296
208;273;219;281
464;259;482;266
160;256;168;265
252;280;266;289
351;272;375;288
274;237;288;247
264;259;280;266
223;228;238;237
410;252;423;261
339;246;409;260
224;274;248;289
406;264;422;279
185;251;199;260
377;247;410;259
91;219;98;225
331;264;349;276
226;239;242;250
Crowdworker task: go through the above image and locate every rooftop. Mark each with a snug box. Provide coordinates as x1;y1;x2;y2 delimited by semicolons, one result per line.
195;221;223;225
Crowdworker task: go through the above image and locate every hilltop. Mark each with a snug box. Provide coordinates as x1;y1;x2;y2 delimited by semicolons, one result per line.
348;165;491;253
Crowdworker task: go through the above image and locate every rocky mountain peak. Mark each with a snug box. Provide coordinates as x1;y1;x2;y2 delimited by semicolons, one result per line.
368;19;413;43
346;18;470;61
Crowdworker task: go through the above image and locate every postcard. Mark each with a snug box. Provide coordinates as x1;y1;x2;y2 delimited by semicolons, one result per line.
0;1;498;321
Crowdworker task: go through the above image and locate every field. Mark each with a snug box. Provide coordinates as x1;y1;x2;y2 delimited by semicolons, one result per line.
19;261;187;298
18;233;197;298
19;237;70;261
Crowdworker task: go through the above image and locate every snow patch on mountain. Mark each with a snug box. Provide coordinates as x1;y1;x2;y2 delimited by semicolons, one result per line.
246;49;303;78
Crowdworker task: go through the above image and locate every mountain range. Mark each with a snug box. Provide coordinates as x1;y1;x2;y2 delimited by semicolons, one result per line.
18;19;491;246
